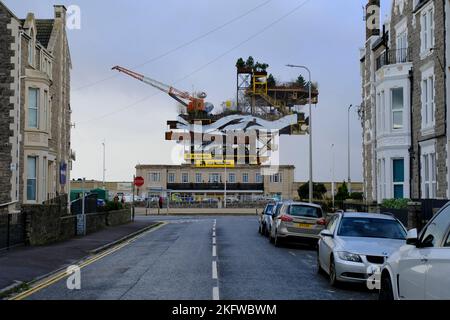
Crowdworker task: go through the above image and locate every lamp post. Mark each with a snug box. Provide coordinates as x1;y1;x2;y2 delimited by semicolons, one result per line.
102;139;106;189
286;64;313;203
347;104;356;194
331;144;335;211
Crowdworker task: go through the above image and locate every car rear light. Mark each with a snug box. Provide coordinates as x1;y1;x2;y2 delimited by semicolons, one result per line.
279;215;293;222
316;218;326;225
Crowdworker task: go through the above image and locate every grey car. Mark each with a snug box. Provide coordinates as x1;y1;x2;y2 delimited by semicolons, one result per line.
269;202;326;246
258;203;275;236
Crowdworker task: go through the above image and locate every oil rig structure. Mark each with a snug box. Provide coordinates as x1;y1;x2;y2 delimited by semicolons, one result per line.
112;57;319;168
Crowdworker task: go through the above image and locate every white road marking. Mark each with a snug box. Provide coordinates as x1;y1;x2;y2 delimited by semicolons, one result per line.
213;286;220;300
212;245;217;257
289;251;296;257
213;231;216;237
212;261;218;279
212;237;216;244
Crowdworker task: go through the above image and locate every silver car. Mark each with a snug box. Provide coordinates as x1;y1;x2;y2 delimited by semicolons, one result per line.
317;212;407;287
258;203;275;236
269;202;326;246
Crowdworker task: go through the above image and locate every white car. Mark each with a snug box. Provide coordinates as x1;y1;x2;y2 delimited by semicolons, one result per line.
379;202;450;300
317;212;407;286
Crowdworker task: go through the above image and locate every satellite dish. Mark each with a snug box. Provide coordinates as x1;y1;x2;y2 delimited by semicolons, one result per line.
197;92;207;99
204;102;214;113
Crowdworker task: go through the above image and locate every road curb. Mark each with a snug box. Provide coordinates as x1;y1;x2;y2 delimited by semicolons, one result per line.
0;222;164;299
89;222;163;254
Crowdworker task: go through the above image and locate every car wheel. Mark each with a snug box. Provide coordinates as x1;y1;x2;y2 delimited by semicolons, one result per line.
329;256;339;287
317;250;325;274
274;232;282;247
379;273;394;301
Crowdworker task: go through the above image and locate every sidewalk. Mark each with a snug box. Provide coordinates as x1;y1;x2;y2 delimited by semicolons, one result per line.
0;219;159;292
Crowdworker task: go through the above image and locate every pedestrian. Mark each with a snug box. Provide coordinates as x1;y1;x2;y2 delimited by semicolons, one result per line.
121;196;125;205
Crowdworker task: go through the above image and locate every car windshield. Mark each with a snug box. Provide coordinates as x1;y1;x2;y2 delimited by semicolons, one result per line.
288;205;321;218
264;204;274;214
337;217;407;240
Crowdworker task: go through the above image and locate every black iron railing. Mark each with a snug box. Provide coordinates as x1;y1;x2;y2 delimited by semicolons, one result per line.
376;48;411;70
167;183;264;191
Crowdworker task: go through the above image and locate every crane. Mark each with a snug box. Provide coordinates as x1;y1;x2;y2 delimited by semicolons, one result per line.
112;66;213;114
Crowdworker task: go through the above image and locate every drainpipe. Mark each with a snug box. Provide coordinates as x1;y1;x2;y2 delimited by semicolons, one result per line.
408;69;415;200
17;29;25;207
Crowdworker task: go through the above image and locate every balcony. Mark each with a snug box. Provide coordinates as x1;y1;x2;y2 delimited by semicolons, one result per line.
376;48;411;71
167;183;264;191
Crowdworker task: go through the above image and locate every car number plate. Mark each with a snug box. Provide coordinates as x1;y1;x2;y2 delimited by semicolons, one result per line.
296;223;312;228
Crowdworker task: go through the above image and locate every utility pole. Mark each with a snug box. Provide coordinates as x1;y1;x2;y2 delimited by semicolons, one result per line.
286;64;313;203
348;104;355;194
331;144;335;211
102;140;106;189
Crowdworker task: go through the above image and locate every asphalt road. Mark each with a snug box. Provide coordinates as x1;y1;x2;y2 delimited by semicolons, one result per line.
25;216;376;300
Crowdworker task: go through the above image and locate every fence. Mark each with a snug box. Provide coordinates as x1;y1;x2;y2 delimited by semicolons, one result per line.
0;212;26;251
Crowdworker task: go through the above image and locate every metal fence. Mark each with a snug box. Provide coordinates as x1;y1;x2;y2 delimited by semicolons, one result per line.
0;212;26;250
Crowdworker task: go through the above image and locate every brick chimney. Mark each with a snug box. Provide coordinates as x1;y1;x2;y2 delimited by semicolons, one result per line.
54;5;66;23
366;0;380;40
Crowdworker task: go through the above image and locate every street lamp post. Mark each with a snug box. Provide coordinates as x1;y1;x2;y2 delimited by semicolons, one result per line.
287;64;313;203
347;104;355;194
331;144;335;211
102;139;106;189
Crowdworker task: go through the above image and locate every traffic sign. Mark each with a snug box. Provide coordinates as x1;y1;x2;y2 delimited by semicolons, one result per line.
134;176;145;187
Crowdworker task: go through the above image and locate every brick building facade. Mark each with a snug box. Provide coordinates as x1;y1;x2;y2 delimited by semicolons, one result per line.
360;0;449;203
0;2;73;213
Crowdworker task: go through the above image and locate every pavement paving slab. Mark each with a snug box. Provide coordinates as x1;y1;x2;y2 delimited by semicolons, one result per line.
0;220;159;291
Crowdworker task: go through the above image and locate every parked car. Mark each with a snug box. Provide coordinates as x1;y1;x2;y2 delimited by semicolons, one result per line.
379;202;450;300
263;201;284;238
269;202;326;246
258;203;275;235
226;196;240;203
317;212;407;287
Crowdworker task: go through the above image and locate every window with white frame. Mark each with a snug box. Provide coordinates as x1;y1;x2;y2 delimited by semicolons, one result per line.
270;173;282;183
376;92;381;134
391;87;404;130
167;172;175;183
242;173;249;183
422;151;437;199
181;172;189;183
149;172;161;182
229;173;236;183
43;91;48;131
392;158;405;199
421;67;435;130
28;88;39;128
396;25;408;63
420;5;434;54
381;90;386;132
195;173;202;183
255;172;263;183
209;173;220;183
27;156;37;201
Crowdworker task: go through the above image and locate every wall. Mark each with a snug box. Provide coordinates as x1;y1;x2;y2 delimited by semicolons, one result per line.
0;4;15;212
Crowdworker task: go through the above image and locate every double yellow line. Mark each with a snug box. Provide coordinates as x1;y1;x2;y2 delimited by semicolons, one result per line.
10;222;167;300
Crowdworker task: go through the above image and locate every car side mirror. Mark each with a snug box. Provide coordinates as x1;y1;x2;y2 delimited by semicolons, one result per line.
320;230;333;238
406;228;418;246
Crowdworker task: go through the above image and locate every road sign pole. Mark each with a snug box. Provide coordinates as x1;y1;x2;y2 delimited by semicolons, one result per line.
132;175;135;222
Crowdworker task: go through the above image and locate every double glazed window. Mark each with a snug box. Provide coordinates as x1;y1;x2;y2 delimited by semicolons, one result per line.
255;173;263;183
181;173;189;183
209;173;220;183
423;152;437;198
27;156;37;201
228;173;236;183
421;7;435;54
392;159;404;199
422;75;435;129
195;173;202;183
242;173;249;183
391;88;404;130
150;172;161;182
28;88;39;128
167;173;175;183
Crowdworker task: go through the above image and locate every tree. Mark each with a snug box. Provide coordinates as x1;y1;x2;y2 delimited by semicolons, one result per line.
335;181;349;201
296;74;306;87
254;62;269;72
245;56;255;69
235;57;245;69
297;182;327;200
267;74;276;87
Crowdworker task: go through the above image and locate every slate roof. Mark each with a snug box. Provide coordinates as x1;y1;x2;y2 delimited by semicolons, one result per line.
35;19;54;48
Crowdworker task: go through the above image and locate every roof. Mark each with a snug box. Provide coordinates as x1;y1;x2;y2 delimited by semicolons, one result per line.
341;212;396;220
284;201;322;209
35;19;54;48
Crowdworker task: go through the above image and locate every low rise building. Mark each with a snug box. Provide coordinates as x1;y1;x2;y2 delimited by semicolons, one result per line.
135;164;295;201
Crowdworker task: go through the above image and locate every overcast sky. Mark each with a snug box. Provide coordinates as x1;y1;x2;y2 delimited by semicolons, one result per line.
5;0;392;183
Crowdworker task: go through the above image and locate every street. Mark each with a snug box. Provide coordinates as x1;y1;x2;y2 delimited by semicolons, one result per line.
25;216;376;300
